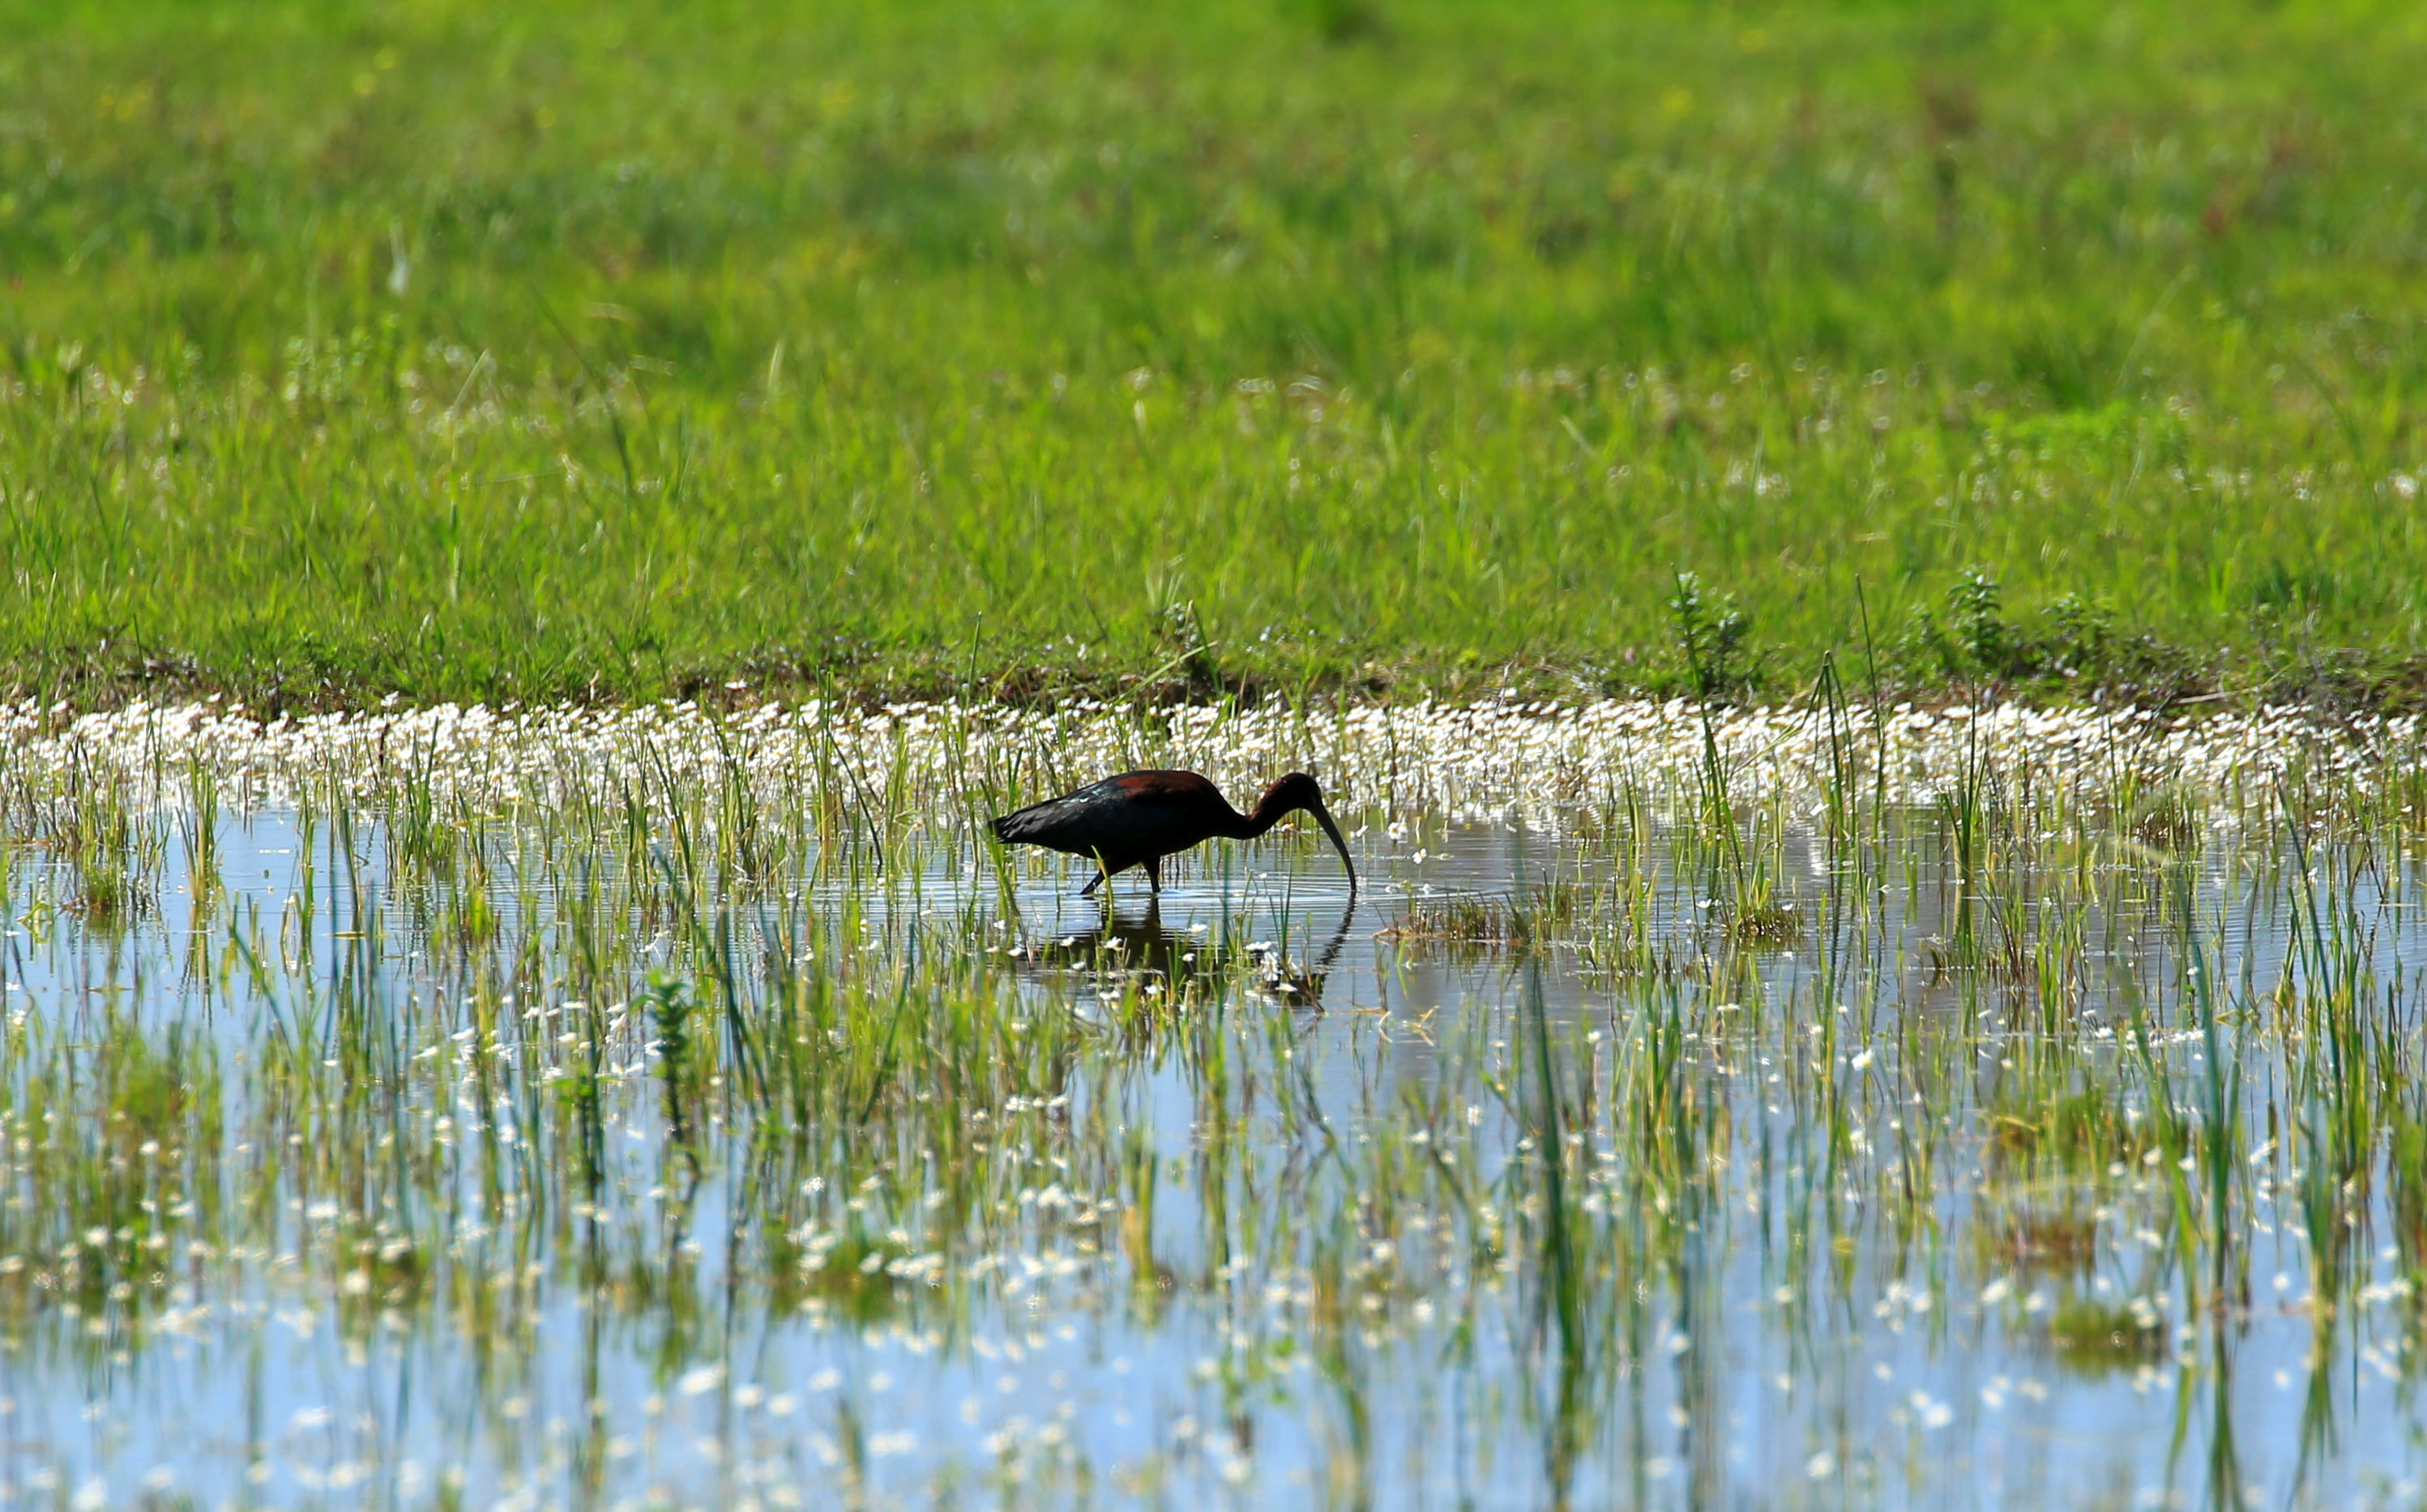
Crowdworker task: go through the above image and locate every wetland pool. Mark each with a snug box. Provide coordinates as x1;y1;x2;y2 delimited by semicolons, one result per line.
5;698;2427;1510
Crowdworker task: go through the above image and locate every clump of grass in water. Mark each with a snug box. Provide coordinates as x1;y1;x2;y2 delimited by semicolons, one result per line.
1722;899;1798;946
179;751;221;915
1386;879;1589;952
66;788;156;932
1985;1081;2151;1171
2126;786;2201;853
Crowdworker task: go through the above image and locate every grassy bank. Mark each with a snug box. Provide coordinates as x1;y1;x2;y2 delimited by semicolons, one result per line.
6;0;2427;709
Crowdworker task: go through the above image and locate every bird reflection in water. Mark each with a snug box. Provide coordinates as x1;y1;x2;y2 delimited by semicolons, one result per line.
1008;899;1355;1010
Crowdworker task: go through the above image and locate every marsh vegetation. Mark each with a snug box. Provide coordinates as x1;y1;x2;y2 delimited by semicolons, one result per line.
6;698;2427;1506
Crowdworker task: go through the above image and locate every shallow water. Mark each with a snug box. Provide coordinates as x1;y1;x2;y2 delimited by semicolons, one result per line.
6;703;2427;1510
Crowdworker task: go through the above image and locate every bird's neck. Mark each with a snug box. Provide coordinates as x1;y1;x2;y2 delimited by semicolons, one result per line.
1228;793;1292;840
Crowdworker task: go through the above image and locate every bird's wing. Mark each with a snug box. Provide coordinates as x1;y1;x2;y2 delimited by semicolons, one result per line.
990;770;1220;859
1097;771;1220;805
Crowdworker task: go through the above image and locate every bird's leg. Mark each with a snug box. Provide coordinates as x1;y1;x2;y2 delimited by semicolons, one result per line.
1145;856;1163;894
1080;868;1107;898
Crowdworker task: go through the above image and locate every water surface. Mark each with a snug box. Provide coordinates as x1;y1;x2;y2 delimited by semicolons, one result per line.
3;703;2426;1510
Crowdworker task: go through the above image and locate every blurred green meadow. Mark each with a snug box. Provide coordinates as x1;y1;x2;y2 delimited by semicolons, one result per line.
6;0;2427;707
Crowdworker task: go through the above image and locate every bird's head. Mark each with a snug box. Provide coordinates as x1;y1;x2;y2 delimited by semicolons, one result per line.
1257;771;1358;894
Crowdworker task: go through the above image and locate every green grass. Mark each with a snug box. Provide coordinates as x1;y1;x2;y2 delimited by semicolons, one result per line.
10;0;2427;707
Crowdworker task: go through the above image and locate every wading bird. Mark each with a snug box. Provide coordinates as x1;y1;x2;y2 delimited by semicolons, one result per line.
989;770;1358;897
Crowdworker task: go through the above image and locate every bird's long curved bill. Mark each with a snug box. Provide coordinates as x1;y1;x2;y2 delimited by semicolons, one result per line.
1309;801;1359;894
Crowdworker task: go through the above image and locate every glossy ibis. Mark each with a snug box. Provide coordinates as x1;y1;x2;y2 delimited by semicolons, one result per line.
989;770;1357;896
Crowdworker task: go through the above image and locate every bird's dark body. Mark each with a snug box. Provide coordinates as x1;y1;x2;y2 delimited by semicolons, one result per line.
989;769;1357;895
991;771;1232;878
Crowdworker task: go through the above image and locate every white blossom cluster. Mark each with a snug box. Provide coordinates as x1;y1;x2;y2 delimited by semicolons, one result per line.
0;695;2411;826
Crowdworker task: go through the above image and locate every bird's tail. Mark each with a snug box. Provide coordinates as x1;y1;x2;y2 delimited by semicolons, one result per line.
989;801;1049;843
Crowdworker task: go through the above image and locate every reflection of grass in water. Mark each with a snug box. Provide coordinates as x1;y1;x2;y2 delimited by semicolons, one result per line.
2048;1296;2167;1375
766;1225;912;1330
1976;1205;2100;1282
